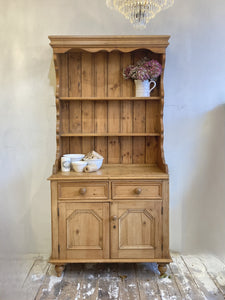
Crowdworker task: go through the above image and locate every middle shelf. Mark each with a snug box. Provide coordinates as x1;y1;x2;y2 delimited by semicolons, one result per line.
59;97;161;101
60;133;161;137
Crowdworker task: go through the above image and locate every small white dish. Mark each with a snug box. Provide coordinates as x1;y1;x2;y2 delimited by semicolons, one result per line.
86;158;104;170
63;154;85;163
72;161;88;172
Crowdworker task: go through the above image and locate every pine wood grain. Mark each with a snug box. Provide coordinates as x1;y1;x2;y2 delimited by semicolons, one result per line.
49;36;171;272
81;53;95;153
48;165;169;180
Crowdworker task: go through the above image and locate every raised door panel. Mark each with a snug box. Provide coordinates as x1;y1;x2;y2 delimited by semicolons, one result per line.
58;202;109;259
111;201;162;259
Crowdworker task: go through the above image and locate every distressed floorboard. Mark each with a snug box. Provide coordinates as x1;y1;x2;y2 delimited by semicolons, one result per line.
22;257;49;300
135;263;161;300
152;262;182;300
118;263;140;300
198;254;225;296
170;253;205;300
182;255;225;300
34;263;64;299
74;263;100;300
97;264;120;300
2;254;225;299
57;264;84;300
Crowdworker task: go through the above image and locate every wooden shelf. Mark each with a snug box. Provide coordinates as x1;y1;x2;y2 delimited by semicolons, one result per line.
48;36;170;274
48;164;169;180
60;133;161;137
59;97;161;101
51;36;168;170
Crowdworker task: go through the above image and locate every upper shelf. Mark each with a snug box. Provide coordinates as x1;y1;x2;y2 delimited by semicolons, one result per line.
60;133;161;137
48;35;170;54
59;97;161;101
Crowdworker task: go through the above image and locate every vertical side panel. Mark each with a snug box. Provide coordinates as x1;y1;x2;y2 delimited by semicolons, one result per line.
121;53;133;163
81;99;94;153
121;53;133;97
94;52;108;161
51;181;58;259
69;53;82;153
103;203;110;259
81;52;95;153
60;54;69;132
149;52;162;97
146;100;160;165
94;136;107;161
153;200;163;259
146;136;158;164
146;101;160;133
69;137;82;155
132;137;146;164
121;137;132;163
62;137;70;155
81;137;94;155
108;52;121;163
59;54;70;153
158;53;168;172
53;53;61;173
68;53;82;132
59;53;69;98
162;180;170;258
58;202;66;259
133;101;146;133
81;52;95;96
133;100;146;163
110;202;118;258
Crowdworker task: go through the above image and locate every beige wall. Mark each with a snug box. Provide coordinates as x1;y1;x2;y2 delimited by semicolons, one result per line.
0;0;225;260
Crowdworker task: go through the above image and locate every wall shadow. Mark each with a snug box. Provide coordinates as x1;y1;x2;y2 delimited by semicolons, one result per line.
181;104;225;259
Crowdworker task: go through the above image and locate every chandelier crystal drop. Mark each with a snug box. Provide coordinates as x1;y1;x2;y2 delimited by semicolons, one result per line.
106;0;174;29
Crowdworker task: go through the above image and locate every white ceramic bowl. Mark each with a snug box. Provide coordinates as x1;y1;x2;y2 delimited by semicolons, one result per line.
63;154;85;162
72;161;87;172
86;158;104;170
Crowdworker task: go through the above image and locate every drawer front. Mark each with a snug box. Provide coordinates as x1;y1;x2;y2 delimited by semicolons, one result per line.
112;181;162;200
58;182;108;200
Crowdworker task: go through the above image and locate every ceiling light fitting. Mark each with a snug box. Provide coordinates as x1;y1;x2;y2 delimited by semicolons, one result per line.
106;0;174;29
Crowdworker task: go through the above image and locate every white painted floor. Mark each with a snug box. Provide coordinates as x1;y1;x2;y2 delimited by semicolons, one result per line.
0;253;225;300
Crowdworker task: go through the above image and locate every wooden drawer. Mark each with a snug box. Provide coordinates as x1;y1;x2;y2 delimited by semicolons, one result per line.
58;181;108;200
112;181;162;200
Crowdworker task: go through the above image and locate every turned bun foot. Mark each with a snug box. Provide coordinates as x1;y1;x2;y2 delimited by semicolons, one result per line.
158;263;167;276
55;264;66;277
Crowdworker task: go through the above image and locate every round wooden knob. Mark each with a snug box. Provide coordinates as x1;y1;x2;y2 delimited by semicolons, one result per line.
79;188;87;195
134;188;142;195
112;216;117;221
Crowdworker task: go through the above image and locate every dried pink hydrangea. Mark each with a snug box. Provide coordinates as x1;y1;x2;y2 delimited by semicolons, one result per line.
143;59;162;80
123;57;162;81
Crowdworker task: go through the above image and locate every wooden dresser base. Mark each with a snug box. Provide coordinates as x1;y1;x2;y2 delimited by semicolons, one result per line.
49;257;172;277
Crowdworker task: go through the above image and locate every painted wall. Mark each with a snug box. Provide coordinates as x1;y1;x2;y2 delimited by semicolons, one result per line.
0;0;224;260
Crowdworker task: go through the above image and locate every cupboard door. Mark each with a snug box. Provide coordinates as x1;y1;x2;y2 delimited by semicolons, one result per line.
111;201;162;259
58;202;109;259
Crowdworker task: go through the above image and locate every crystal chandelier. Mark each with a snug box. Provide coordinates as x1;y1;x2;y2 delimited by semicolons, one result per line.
106;0;174;29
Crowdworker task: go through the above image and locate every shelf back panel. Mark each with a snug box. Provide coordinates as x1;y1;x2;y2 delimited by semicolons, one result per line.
61;136;159;164
59;51;162;98
57;49;163;167
60;100;160;134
